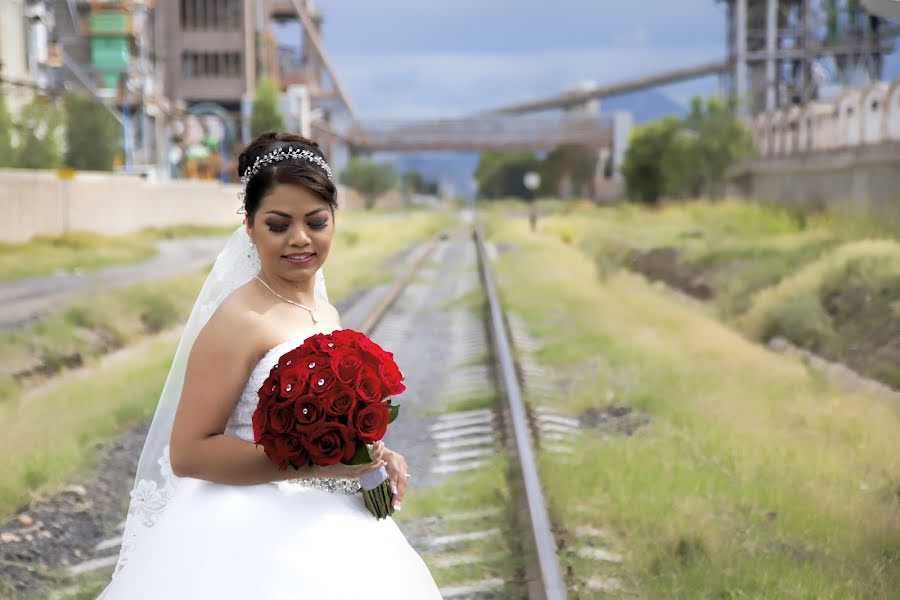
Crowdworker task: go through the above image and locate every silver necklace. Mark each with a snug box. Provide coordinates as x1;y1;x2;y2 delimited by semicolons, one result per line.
254;275;320;323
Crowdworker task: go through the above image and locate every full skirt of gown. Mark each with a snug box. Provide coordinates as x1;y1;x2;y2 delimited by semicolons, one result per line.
96;477;442;599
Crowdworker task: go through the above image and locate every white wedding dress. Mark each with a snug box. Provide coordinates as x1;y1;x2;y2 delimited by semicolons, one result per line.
96;336;442;599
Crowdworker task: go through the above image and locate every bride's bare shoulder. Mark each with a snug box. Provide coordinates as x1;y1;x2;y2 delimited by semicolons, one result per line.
319;301;342;327
193;283;265;358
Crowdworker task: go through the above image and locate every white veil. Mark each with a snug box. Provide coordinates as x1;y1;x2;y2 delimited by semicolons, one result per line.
104;225;329;582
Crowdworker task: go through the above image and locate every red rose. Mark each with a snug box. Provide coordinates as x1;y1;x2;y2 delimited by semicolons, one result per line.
278;351;311;377
285;435;310;469
305;422;356;466
357;335;391;363
324;384;358;420
302;333;332;353
278;368;307;399
309;367;337;396
355;365;383;403
293;394;324;426
321;334;347;356
258;376;279;402
300;352;329;373
330;329;362;348
252;402;269;442
278;347;301;364
262;435;307;470
268;403;296;434
330;349;363;384
377;358;405;396
354;401;390;443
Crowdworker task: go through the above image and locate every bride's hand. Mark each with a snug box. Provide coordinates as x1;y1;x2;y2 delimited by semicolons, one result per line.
382;447;409;508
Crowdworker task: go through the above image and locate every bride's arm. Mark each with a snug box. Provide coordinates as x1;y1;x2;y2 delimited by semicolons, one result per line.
168;303;298;484
168;303;382;485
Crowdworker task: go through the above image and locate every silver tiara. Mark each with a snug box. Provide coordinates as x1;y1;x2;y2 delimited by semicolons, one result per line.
240;146;333;185
237;146;333;213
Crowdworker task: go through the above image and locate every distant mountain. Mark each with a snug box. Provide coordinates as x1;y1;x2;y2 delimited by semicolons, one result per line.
377;151;481;199
599;89;688;123
377;89;689;197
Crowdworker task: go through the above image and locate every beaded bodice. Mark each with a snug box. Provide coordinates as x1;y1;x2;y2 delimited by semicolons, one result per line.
226;337;359;495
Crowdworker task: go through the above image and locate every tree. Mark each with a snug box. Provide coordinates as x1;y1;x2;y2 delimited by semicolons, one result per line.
340;157;397;209
474;151;541;199
621;116;681;204
660;129;704;198
251;76;285;136
0;92;14;168
14;93;63;169
401;170;439;195
539;144;598;197
682;96;755;198
621;97;756;204
63;92;120;171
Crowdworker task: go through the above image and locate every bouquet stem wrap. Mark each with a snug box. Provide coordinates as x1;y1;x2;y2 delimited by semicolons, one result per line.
358;465;394;520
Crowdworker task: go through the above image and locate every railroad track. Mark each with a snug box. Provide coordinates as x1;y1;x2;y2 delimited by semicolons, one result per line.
2;212;618;599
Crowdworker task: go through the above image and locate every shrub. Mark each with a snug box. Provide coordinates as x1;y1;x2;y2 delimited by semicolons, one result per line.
740;240;900;350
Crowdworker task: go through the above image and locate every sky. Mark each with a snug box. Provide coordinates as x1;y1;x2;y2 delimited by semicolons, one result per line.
274;0;900;119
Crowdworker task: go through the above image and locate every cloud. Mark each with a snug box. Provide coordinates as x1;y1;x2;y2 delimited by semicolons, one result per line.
317;0;727;53
612;28;651;47
331;44;725;118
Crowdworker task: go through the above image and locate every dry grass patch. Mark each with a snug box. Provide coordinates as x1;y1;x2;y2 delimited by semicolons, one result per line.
488;212;900;598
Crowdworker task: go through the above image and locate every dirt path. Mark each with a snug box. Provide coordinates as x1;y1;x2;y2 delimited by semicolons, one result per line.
0;236;228;330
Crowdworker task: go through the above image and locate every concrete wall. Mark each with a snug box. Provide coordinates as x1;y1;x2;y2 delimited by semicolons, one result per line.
749;78;900;156
887;80;900;141
0;169;245;242
730;142;900;222
0;168;387;242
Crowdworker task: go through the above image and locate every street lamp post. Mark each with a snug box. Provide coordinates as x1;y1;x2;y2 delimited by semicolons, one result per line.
523;171;541;232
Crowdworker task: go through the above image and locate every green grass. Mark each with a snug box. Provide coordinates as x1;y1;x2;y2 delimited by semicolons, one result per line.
136;223;236;240
561;200;842;316
0;271;207;402
326;209;455;302
505;198;893;319
741;239;900;339
488;213;900;598
0;224;235;282
0;333;179;515
0;231;156;282
439;389;498;413
739;239;900;387
493;199;900;390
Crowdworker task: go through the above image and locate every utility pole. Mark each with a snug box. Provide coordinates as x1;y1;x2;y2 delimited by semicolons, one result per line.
734;0;748;115
136;0;152;171
523;171;541;232
765;0;778;111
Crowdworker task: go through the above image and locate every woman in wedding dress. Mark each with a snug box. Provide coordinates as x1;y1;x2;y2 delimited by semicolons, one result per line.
97;132;442;599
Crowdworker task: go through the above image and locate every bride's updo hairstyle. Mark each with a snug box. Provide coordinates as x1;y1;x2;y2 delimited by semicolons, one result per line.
237;131;337;224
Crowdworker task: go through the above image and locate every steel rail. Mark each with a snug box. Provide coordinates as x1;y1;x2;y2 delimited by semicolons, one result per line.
472;222;566;600
355;234;443;336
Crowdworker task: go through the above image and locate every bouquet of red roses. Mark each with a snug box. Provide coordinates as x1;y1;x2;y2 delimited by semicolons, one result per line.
252;329;404;519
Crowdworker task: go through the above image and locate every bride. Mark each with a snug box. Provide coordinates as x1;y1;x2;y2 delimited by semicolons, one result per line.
96;132;442;599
